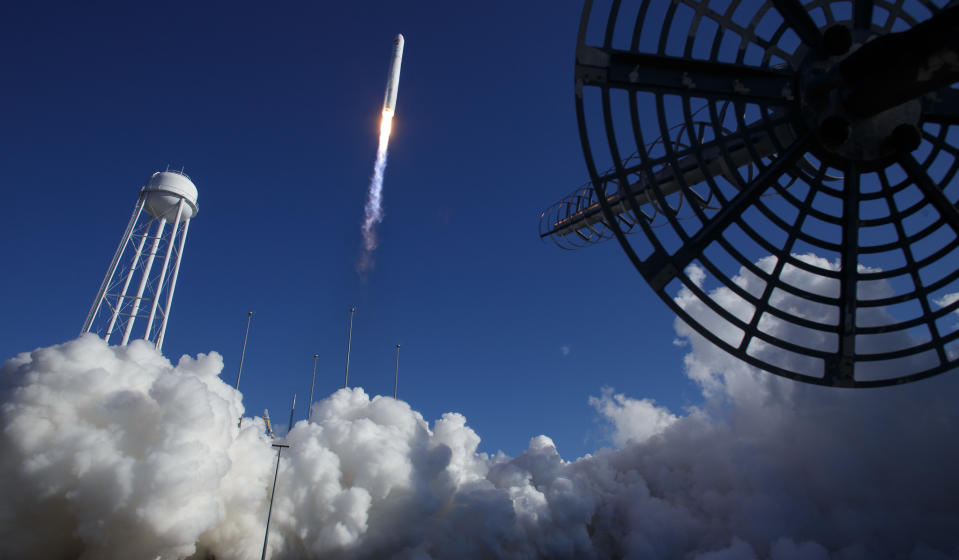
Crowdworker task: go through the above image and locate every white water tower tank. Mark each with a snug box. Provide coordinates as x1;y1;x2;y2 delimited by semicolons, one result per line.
144;171;199;221
81;169;199;351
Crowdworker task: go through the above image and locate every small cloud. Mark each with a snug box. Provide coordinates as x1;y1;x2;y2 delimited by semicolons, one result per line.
589;387;678;447
934;292;959;314
561;345;570;356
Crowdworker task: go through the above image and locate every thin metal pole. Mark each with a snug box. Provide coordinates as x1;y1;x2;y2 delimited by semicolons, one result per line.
261;390;296;560
155;218;190;352
235;311;254;429
121;217;167;345
344;307;355;388
105;217;152;342
286;394;296;434
261;442;289;560
235;312;254;390
393;344;401;399
308;354;318;421
144;200;184;341
83;195;145;334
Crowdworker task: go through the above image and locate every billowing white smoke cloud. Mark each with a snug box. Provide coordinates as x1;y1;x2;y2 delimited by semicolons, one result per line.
0;336;272;559
588;387;677;447
2;253;959;558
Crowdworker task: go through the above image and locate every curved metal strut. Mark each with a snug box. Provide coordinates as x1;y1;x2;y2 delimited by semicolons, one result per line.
544;0;959;387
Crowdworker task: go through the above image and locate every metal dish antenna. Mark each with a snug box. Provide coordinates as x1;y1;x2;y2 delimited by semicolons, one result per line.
542;0;959;386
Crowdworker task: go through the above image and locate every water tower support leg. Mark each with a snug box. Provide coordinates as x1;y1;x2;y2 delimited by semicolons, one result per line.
155;218;190;352
106;218;152;343
144;200;184;341
82;196;145;335
121;218;166;345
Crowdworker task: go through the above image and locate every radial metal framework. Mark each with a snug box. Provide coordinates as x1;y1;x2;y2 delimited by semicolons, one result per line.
543;0;959;386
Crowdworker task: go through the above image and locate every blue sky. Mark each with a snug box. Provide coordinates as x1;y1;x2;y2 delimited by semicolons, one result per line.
0;1;698;459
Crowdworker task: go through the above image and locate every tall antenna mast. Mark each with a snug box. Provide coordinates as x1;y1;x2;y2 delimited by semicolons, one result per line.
261;394;296;560
235;311;254;428
308;354;319;421
286;394;296;435
344;307;355;388
235;311;254;390
393;344;401;399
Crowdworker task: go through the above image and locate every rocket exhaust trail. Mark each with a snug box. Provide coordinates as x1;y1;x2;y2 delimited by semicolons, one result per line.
358;34;404;275
358;109;394;273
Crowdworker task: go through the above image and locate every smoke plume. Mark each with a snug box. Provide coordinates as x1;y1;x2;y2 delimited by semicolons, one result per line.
2;253;959;558
358;110;394;275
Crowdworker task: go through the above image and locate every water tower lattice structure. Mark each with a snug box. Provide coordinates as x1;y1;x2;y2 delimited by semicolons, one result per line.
81;170;199;351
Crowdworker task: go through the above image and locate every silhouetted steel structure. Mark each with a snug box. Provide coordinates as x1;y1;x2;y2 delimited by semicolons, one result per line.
542;0;959;386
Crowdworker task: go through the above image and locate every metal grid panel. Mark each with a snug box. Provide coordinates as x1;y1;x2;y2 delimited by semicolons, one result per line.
559;0;959;386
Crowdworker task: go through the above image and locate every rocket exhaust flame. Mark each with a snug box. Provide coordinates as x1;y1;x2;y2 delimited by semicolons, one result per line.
358;35;403;276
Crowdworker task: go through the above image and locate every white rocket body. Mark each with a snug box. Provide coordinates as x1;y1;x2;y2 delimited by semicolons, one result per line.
383;34;404;114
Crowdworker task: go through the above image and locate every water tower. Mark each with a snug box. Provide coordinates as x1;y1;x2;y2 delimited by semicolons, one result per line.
81;170;199;351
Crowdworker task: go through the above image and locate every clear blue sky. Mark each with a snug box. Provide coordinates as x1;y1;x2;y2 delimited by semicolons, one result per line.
0;1;698;459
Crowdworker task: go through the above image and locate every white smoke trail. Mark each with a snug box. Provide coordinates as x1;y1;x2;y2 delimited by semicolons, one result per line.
358;110;394;275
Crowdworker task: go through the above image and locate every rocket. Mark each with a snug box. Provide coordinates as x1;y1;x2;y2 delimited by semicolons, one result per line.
383;34;404;114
